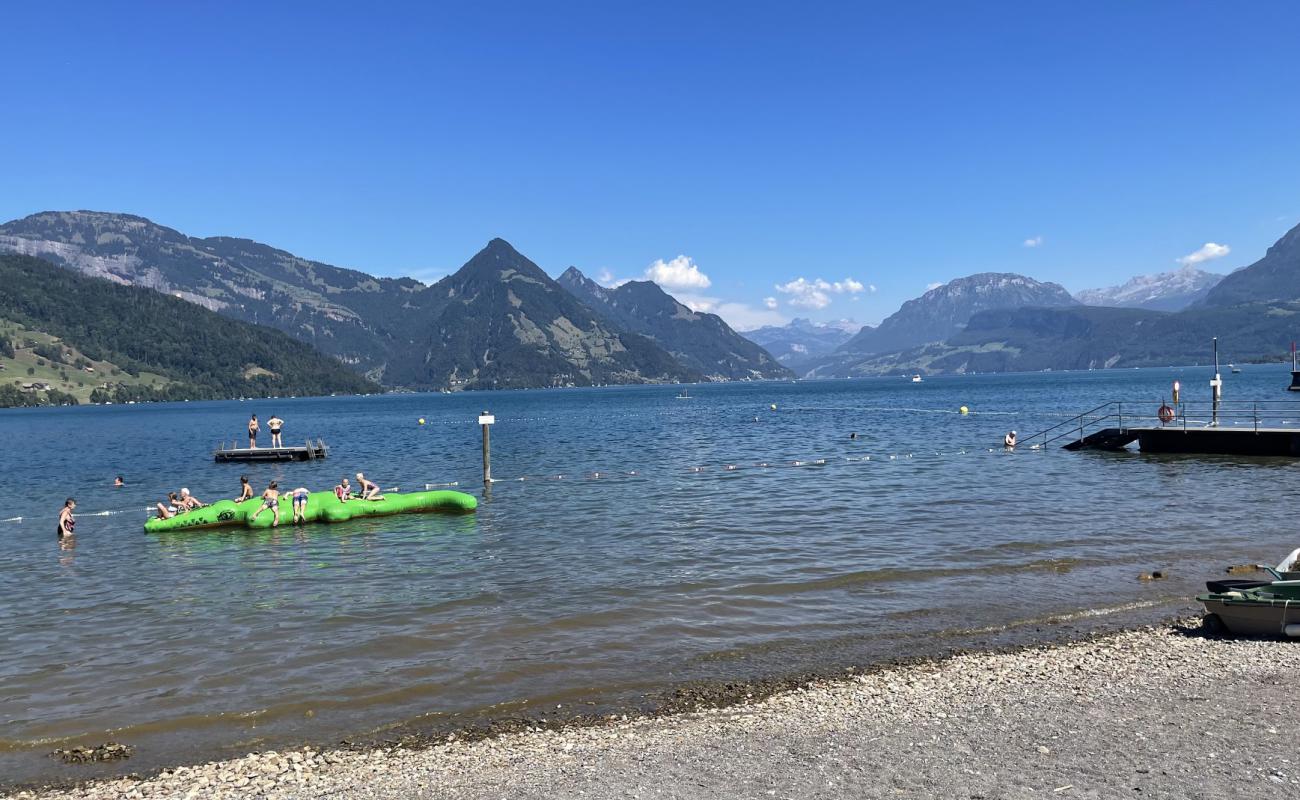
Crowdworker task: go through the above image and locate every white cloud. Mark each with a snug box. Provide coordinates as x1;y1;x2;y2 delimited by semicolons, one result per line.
763;296;778;309
774;276;870;309
926;282;943;291
1176;242;1231;266
674;293;717;313
713;301;787;331
644;255;711;290
596;268;617;286
1023;235;1044;248
670;292;786;330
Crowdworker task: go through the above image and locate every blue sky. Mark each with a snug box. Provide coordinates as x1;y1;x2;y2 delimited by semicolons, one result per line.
2;1;1298;329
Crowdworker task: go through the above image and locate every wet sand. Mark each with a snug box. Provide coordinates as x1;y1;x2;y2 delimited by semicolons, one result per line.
9;617;1299;800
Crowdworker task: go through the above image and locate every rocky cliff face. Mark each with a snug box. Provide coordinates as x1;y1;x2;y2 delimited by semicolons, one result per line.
558;268;792;380
1076;265;1223;311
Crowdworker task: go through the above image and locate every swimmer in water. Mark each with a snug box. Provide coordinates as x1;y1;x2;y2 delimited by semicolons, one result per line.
250;481;281;527
57;498;76;539
113;475;124;487
236;475;254;502
1004;430;1017;449
290;486;310;523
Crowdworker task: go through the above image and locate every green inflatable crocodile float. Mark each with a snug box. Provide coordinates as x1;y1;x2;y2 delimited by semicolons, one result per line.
144;489;477;533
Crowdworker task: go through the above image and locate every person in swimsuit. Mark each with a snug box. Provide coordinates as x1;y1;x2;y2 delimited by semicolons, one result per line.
248;414;259;449
334;477;351;502
250;481;281;527
113;475;124;487
236;475;254;501
267;415;284;448
178;488;206;510
1004;430;1017;449
355;472;384;501
57;498;76;539
157;491;180;519
290;487;310;523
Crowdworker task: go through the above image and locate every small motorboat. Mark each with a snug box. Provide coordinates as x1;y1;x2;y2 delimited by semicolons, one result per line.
910;374;923;383
1199;548;1300;636
1199;579;1300;637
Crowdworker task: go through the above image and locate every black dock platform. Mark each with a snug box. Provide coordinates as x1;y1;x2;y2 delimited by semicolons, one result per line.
1065;426;1300;456
1028;400;1300;457
214;439;329;462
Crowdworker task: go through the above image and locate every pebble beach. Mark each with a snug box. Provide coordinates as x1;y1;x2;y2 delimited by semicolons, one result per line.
9;618;1298;800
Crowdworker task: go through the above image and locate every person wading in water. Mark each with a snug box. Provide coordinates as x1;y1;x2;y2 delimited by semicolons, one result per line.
57;498;76;539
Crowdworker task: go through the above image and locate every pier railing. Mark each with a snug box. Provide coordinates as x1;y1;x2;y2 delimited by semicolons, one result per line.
1024;400;1300;450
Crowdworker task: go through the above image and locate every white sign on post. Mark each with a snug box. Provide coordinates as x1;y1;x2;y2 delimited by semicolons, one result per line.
478;415;495;426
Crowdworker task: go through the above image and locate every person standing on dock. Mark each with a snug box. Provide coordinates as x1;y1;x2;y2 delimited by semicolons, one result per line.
268;414;284;448
57;498;76;539
250;481;281;527
247;414;259;448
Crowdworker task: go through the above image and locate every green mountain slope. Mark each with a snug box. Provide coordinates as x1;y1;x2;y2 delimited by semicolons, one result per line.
0;254;378;406
0;211;429;379
558;267;792;380
384;240;698;389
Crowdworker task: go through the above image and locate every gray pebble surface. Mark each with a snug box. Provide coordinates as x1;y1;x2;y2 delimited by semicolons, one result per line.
8;621;1298;800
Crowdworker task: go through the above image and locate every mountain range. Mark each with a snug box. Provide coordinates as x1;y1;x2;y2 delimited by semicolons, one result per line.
809;220;1300;376
557;268;791;380
1075;265;1223;311
0;211;782;391
739;318;857;373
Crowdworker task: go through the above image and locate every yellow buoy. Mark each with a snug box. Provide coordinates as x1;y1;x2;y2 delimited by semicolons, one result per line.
418;418;426;425
959;406;969;415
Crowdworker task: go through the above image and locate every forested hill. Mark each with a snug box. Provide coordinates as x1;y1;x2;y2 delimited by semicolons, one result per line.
0;254;378;406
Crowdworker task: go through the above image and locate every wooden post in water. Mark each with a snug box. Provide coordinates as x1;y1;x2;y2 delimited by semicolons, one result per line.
479;410;495;485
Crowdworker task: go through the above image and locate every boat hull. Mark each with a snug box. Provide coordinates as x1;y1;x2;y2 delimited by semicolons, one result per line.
1199;596;1300;637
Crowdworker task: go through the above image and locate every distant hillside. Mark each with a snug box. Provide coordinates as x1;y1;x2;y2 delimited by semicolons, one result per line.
1202;221;1300;307
0;211;430;381
383;241;697;390
558;267;791;380
739;318;856;372
0;253;378;407
809;273;1078;377
1076;265;1223;311
838;273;1077;356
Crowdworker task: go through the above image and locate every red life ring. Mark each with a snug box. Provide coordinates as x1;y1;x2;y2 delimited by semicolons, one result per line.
1157;404;1175;424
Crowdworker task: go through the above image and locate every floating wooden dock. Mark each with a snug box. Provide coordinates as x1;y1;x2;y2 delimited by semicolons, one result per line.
214;439;328;463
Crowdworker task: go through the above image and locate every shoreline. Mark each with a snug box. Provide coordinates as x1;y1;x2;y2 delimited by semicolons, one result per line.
13;608;1300;799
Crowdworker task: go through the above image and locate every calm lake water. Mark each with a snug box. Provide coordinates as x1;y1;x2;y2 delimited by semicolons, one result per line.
3;367;1298;784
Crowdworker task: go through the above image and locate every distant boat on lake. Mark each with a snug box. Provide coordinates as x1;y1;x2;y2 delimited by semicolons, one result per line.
677;389;692;399
911;374;923;383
